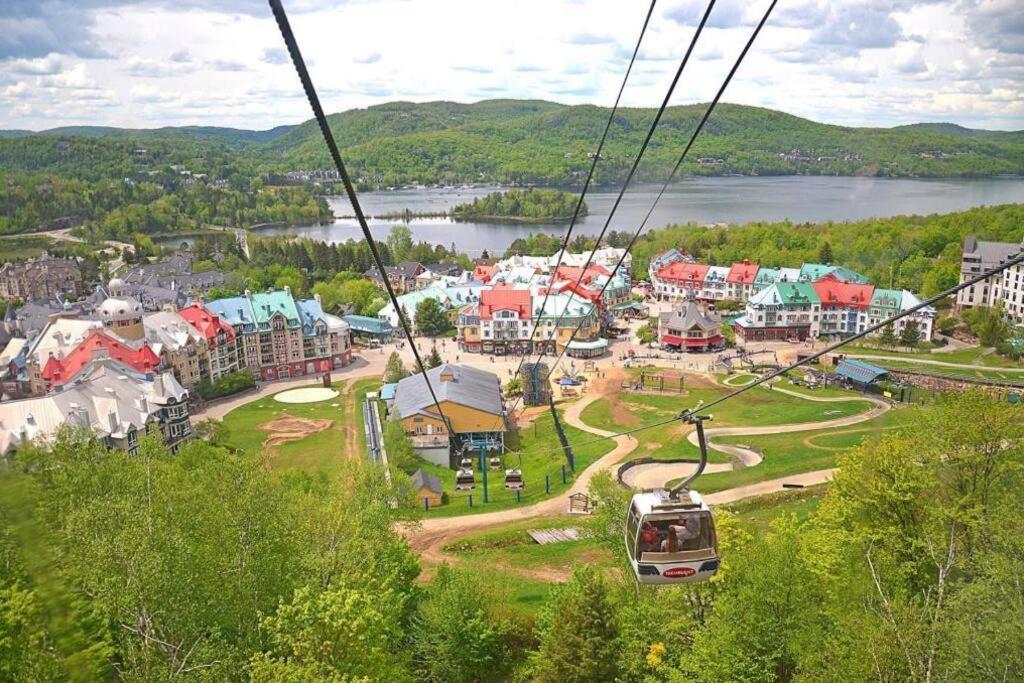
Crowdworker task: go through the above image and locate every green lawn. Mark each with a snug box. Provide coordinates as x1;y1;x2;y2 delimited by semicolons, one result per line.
405;407;615;518
870;358;1024;381
578;379;876;465
220;378;379;474
845;343;1022;369
441;517;615;616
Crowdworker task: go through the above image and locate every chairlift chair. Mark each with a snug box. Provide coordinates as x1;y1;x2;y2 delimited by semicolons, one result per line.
624;412;720;585
455;468;476;491
503;468;524;490
459;457;473;469
488;456;503;471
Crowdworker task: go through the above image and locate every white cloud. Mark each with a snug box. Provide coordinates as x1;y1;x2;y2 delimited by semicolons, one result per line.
0;0;1019;131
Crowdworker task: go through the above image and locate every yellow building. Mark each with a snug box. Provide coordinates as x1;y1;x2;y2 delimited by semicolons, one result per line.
392;364;506;468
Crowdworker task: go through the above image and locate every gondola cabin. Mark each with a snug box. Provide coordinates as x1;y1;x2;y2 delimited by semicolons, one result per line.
624;489;718;585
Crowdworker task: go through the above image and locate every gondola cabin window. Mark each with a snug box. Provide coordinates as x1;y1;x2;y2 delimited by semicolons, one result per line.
637;511;715;562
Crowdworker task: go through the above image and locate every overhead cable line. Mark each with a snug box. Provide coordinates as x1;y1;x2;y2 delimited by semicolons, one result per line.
268;0;453;431
508;0;658;393
509;0;718;415
510;247;1024;464
529;0;778;393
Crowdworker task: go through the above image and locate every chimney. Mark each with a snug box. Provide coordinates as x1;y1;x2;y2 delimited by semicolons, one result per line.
314;292;321;304
244;289;252;298
108;410;118;434
284;285;292;296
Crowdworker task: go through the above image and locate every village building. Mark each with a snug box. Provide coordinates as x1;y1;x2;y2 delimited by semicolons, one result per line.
734;282;822;342
391;364;506;468
0;358;192;457
0;255;83;302
699;265;731;302
658;298;723;352
142;311;209;388
812;276;874;337
38;328;161;394
531;292;599;355
178;302;239;382
956;236;1022;313
478;289;532;355
204;288;351;382
726;260;760;300
343;314;394;345
652;261;709;301
22;317;104;395
863;289;935;341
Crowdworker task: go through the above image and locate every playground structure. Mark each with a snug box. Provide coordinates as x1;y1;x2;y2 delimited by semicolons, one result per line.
519;362;552;407
624;369;686;394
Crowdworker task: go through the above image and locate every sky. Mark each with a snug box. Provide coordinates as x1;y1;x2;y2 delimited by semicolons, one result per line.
0;0;1021;132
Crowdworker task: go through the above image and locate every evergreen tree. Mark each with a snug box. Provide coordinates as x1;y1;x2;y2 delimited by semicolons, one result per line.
384;352;407;383
899;320;921;347
818;240;834;264
879;323;898;348
415;297;450;337
532;566;619;682
426;346;442;369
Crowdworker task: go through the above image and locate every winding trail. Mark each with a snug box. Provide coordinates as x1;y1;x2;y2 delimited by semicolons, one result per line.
622;384;889;489
405;376;893;572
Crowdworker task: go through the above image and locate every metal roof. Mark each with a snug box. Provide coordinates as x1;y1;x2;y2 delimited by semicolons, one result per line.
394;364;504;421
835;358;888;384
342;315;393;334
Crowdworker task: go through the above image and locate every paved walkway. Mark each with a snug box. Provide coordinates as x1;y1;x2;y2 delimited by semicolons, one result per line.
194;354;386;420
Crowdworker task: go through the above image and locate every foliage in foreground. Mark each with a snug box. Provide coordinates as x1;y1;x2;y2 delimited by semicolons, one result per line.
1;390;1021;681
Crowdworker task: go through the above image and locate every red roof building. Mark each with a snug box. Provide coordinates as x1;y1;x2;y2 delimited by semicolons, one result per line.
657;262;709;286
479;289;532;320
726;260;759;285
473;264;497;283
812;278;874;310
40;329;160;389
178;302;235;348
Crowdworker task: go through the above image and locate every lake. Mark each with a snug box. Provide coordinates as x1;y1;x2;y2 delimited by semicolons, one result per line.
252;176;1024;256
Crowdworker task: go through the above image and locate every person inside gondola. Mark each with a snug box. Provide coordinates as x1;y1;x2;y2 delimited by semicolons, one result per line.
639;521;660;553
660;525;679;553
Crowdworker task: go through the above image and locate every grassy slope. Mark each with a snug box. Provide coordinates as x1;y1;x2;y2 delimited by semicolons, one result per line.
407;407;614;518
220;378;378;474
578;384;876;464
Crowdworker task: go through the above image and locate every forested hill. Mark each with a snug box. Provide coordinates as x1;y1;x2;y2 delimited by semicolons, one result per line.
1;100;1022;185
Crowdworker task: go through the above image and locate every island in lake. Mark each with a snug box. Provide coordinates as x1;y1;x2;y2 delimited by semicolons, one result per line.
451;188;587;223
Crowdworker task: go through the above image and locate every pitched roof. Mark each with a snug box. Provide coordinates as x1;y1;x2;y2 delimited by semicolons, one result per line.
39;329;160;386
342;315;393;334
142;311;205;352
704;265;730;283
726;260;760;285
0;360;187;455
870;288;904;309
835;358;888;384
178;302;235;345
206;296;256;331
812;280;874;309
479;289;531;319
656;261;709;283
411;468;443;494
394;364;503;422
249;290;300;327
748;282;821;307
753;267;780;285
660;300;721;332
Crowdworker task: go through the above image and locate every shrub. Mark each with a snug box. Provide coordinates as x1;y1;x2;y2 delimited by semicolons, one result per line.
196;370;255;400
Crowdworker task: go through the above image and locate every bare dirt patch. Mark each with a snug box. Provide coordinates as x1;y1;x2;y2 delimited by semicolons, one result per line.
260;416;334;448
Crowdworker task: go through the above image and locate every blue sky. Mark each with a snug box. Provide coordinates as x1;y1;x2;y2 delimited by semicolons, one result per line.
0;0;1021;131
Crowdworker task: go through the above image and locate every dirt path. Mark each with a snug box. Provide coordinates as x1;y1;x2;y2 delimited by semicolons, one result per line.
404;373;891;572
